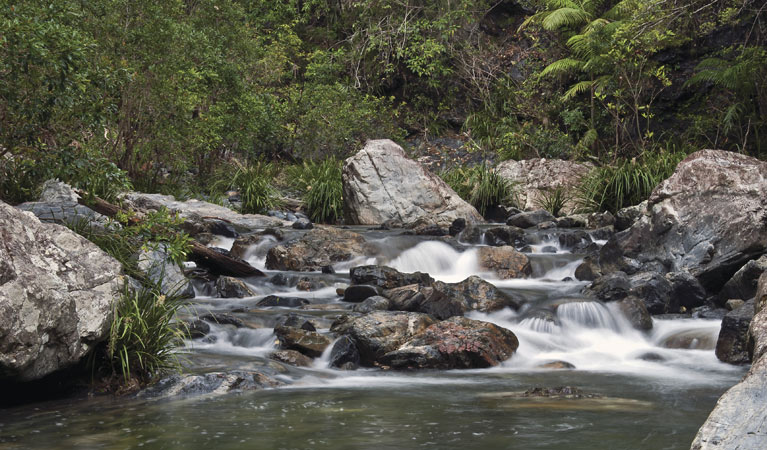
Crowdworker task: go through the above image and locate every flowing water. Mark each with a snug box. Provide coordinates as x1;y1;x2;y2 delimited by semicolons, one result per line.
0;227;745;449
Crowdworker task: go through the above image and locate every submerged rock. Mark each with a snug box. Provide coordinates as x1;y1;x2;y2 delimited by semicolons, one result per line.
342;139;483;226
257;295;310;308
199;313;245;328
265;226;372;271
138;370;282;399
380;316;519;370
0;201;124;381
330;311;437;366
537;361;576;370
477;246;532;279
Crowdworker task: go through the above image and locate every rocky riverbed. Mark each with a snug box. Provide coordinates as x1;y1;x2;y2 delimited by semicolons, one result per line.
1;143;766;449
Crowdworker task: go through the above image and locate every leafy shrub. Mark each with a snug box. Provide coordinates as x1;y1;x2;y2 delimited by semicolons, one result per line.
286;158;343;223
56;148;133;202
0;156;50;204
441;163;514;216
107;282;187;384
577;151;686;213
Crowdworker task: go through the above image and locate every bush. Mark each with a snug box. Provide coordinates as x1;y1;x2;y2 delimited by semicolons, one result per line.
441;163;514;216
286;157;344;223
577;151;686;213
107;282;188;385
535;186;572;217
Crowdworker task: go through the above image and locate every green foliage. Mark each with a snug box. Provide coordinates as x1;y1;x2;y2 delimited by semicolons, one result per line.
535;186;572;217
286;158;344;223
107;282;187;384
0;156;48;204
215;160;282;215
577;151;686;213
441;163;514;216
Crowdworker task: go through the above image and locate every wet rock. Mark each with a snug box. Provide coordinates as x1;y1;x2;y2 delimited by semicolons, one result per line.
575;256;602;281
715;299;755;364
321;265;335;274
483;226;526;247
199;313;245;328
589;226;615;241
257;296;310;308
637;352;665;362
537;361;576;370
185;320;211;339
449;218;467;236
409;222;448;236
599;150;767;294
458;221;483;244
660;330;716;350
268;273;292;286
558;231;592;249
666;271;707;310
379;317;519;369
136;244;195;299
329;336;361;370
506;210;555;229
0;201;124;381
628;272;674;314
292;218;313;230
691;305;728;320
587;212;616;229
442;276;521;312
138;370;282;399
215;276;256;298
342;140;483;226
207;220;238;238
343;285;383;303
266;226;372;271
330;312;437;366
269;350;313;367
477;246;532;279
495;159;591;215
274;325;331;358
541;245;558;253
275;313;317;331
353;296;391;313
615;201;648;232
717;255;767;305
585;272;630;301
350;265;434;290
726;299;745;311
616;296;653;330
230;234;264;260
296;278;318;291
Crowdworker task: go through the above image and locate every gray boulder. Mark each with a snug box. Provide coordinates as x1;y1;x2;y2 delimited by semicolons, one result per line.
137;244;195;298
266;226;372;271
138;370;282;399
342;140;483;227
0;201;124;381
692;297;767;448
717;255;767;306
715;299;755;365
600;150;767;293
495;158;591;215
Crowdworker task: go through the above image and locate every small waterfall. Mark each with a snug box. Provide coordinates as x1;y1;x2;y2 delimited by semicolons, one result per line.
313;337;339;369
244;235;278;270
385;241;484;282
208;236;235;251
557;301;620;331
187;324;277;357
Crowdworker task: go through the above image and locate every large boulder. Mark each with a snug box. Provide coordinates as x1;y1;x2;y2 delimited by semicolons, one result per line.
717;255;767;305
692;297;767;449
599;150;767;293
0;201;124;381
136;244;195;298
266;226;372;271
379;316;519;369
495;158;591;214
330;311;437;366
342;140;483;226
16;180;111;229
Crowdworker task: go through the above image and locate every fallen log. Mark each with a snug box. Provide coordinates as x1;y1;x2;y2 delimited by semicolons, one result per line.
75;190;265;277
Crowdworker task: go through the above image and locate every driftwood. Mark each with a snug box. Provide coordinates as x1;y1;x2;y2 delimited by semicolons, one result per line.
76;191;265;277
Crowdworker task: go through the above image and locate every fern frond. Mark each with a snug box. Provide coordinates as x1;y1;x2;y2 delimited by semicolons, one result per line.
542;7;590;30
563;79;594;100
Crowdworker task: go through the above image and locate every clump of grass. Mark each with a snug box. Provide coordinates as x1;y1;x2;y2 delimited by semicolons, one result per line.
441;163;514;216
286;157;343;223
577;151;686;213
212;159;282;214
107;282;188;385
535;186;572;217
